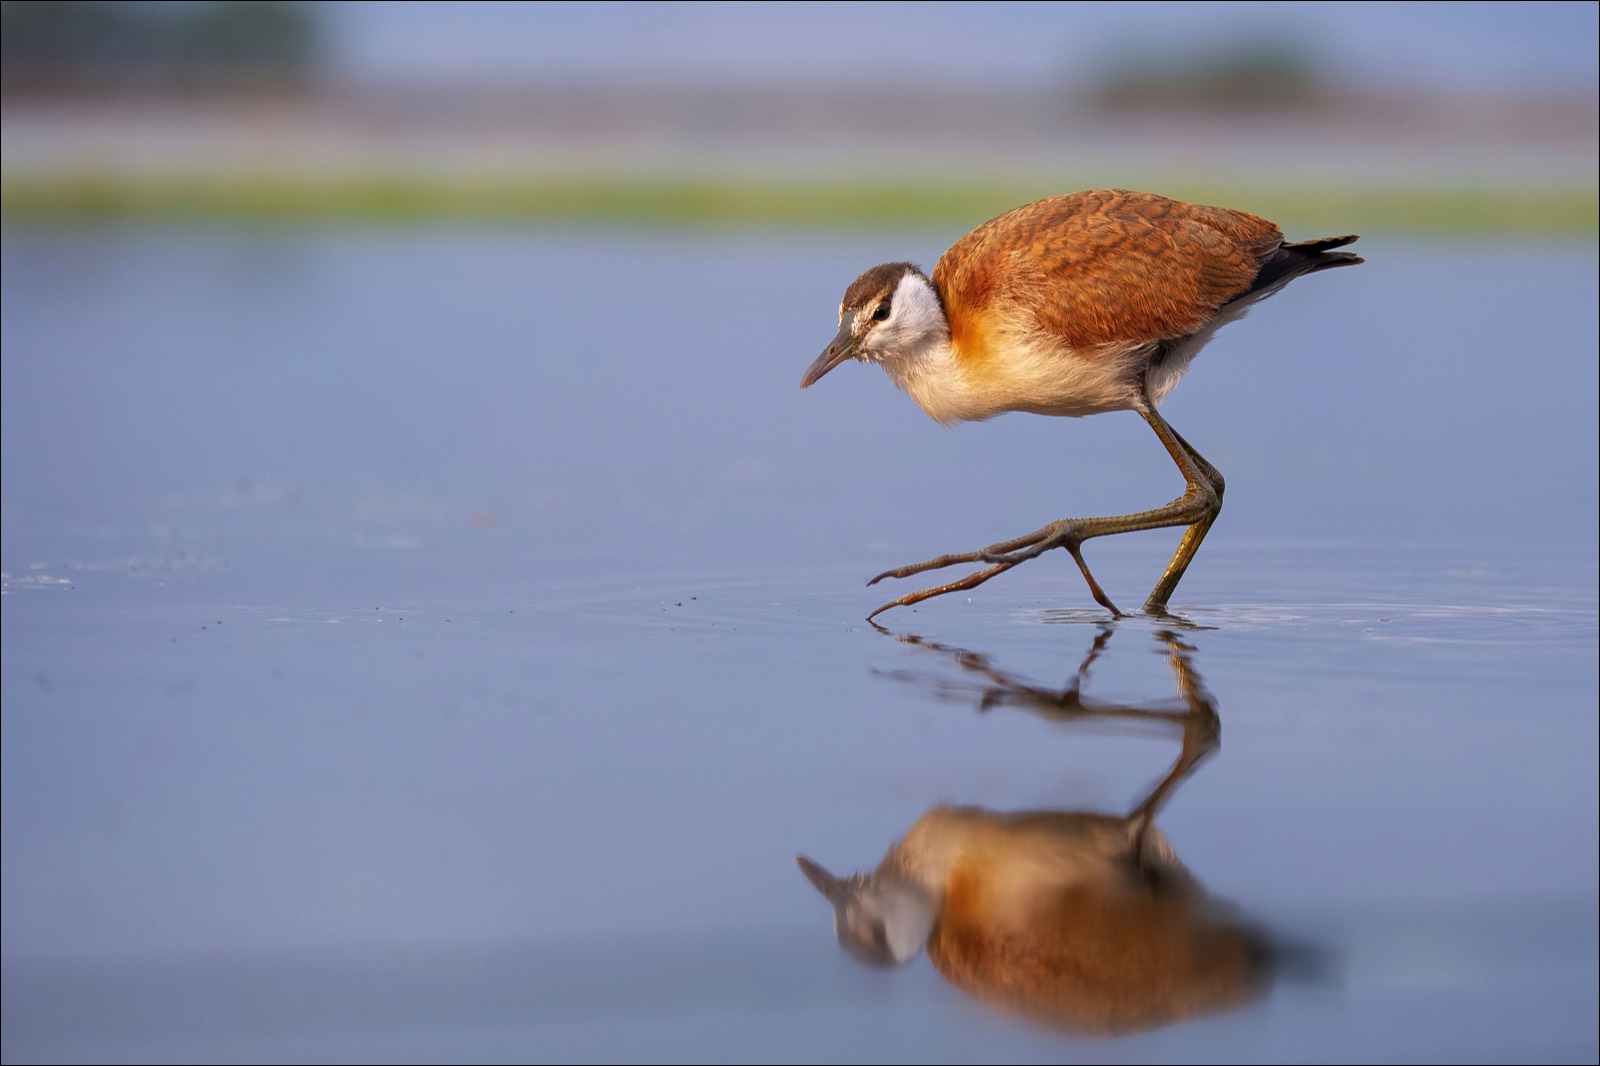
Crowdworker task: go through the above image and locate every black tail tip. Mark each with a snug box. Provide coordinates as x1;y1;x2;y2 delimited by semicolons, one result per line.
1287;234;1361;253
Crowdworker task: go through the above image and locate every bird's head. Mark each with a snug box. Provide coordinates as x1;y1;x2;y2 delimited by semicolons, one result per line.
796;853;937;967
801;262;946;389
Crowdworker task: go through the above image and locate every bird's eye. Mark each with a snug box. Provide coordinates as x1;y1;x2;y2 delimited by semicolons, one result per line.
872;303;891;322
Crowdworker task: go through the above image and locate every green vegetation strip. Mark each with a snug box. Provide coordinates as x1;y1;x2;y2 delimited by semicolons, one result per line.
2;174;1594;236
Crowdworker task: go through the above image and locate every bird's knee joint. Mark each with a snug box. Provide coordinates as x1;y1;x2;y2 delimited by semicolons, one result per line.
1183;482;1221;513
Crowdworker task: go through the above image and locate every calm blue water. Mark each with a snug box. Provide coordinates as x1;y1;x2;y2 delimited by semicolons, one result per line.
2;226;1596;1063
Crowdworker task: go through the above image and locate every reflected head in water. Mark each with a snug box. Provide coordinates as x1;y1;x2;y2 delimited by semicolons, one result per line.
799;628;1277;1036
797;806;1269;1036
796;855;936;968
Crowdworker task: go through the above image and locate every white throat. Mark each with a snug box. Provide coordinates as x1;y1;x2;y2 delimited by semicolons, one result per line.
873;273;962;421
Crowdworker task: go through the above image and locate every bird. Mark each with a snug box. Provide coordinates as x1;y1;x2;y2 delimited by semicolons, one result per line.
795;687;1275;1036
797;627;1279;1036
800;188;1362;620
796;806;1271;1036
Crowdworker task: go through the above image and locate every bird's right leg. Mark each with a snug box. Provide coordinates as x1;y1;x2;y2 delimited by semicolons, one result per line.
865;400;1221;620
868;525;1121;617
866;560;1025;621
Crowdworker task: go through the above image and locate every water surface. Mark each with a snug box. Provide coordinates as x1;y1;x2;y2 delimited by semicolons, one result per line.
2;227;1596;1063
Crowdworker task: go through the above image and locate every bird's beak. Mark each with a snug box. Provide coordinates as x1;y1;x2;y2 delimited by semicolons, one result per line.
796;855;849;905
800;316;858;388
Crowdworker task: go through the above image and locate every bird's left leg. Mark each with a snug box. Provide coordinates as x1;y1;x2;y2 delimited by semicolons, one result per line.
1140;409;1224;613
1126;630;1220;851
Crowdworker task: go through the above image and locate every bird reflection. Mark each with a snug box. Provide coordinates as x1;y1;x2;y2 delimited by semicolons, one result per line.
799;628;1275;1037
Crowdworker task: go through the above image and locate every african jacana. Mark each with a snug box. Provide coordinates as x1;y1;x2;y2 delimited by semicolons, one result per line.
798;626;1278;1035
797;804;1270;1036
800;188;1362;619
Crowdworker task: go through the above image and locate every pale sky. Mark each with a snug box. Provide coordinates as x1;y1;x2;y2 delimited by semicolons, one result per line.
322;1;1598;93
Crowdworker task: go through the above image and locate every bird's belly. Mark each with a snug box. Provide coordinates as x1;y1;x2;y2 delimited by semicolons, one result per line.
921;338;1153;423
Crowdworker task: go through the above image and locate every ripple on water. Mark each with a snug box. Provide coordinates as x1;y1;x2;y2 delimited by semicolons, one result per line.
1178;599;1597;649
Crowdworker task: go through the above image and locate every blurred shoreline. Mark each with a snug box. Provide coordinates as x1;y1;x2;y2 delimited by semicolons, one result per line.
3;81;1596;233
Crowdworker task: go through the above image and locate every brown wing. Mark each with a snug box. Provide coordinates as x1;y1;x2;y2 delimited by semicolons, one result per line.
932;189;1283;358
929;875;1268;1037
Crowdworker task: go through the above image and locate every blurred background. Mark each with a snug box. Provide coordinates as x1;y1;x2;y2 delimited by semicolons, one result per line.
2;1;1595;229
2;4;1596;1064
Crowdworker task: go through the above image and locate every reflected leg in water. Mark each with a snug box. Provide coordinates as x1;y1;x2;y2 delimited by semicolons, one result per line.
798;628;1283;1037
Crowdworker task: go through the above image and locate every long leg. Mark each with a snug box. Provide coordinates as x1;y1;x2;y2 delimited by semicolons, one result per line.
868;395;1222;619
866;560;1021;621
1127;629;1220;830
1139;406;1224;613
867;540;1120;621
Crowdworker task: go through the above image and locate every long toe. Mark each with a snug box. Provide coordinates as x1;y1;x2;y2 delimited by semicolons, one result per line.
869;548;995;585
870;523;1067;585
867;561;1020;620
